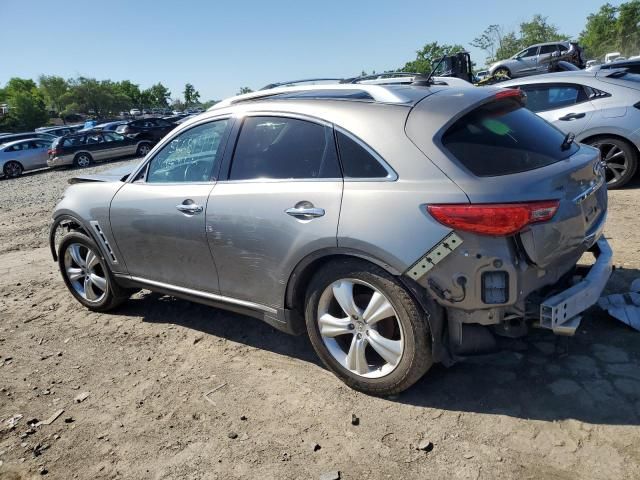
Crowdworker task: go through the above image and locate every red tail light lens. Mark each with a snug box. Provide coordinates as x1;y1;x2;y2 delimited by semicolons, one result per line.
427;201;559;236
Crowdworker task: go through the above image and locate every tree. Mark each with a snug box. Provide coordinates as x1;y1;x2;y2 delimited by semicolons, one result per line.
579;1;640;59
471;25;505;64
113;80;142;108
519;15;568;46
145;82;171;107
0;78;49;132
494;32;522;61
400;42;465;74
237;87;253;95
616;0;640;56
38;75;69;114
183;83;200;107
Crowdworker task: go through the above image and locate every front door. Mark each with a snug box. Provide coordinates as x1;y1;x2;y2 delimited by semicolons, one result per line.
206;115;344;308
110;118;232;292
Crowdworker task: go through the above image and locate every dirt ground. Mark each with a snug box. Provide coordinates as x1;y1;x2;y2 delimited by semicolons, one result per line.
1;159;639;480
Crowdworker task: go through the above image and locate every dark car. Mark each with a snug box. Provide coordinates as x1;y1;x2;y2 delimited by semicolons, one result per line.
0;132;57;144
35;125;84;137
47;130;153;169
596;59;640;75
115;118;176;142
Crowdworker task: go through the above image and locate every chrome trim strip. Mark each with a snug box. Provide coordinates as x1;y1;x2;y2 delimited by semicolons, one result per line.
117;275;278;314
573;168;605;205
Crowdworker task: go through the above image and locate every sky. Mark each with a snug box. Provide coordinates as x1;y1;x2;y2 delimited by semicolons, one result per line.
0;0;623;101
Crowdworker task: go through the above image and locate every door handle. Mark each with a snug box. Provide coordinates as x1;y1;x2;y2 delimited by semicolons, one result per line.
285;206;325;219
558;112;586;121
176;201;203;214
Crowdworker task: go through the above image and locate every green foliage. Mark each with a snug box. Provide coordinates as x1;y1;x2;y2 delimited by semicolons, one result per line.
0;78;49;132
183;83;200;107
400;42;465;74
579;0;640;58
38;75;69;113
145;83;171;108
237;87;253;95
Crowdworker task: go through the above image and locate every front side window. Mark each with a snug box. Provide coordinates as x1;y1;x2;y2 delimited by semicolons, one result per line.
103;132;125;142
516;47;538;58
146;119;229;183
86;133;103;144
229;116;340;180
519;84;585;112
442;97;578;177
336;131;389;178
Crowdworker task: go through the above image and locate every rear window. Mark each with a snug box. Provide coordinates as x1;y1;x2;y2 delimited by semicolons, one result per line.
441;98;578;177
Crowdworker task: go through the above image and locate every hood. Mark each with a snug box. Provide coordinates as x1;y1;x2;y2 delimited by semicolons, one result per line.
68;163;136;184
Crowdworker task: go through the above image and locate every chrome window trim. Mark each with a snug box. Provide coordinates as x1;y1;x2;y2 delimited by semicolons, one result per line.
115;274;278;314
126;114;233;184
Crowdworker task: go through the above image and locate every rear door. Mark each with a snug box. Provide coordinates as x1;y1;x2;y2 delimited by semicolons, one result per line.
102;132;136;158
110;118;232;292
513;46;540;75
206;114;343;308
517;83;595;136
537;44;559;72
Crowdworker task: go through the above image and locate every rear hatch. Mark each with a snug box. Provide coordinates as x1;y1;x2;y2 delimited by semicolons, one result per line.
406;88;607;268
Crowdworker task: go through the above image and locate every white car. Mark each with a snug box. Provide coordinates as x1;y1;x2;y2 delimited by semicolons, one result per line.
129;108;141;116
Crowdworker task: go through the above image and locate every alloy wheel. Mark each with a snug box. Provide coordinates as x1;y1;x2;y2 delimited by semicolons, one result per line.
317;279;404;378
138;144;151;156
4;161;22;178
76;154;91;168
592;141;628;185
63;243;108;303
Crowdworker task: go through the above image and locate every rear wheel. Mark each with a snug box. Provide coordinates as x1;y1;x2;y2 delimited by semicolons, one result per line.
58;231;129;311
305;259;432;395
3;161;23;178
136;142;152;157
73;153;93;168
587;137;638;189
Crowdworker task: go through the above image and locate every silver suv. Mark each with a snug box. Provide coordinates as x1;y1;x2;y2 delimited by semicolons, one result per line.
489;42;572;78
50;83;612;395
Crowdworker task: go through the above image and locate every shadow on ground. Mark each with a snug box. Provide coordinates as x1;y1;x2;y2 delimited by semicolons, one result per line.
114;271;640;427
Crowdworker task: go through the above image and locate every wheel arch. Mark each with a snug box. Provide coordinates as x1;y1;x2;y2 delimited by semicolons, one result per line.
579;132;640;156
49;213;94;261
3;160;24;175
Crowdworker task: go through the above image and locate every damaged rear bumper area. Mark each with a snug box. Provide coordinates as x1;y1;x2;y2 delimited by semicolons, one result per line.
539;237;613;335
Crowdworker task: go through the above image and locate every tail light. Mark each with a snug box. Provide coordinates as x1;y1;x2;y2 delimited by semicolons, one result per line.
427;201;559;236
48;148;61;156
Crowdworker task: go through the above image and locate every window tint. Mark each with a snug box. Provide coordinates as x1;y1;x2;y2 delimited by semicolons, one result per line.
147;119;229;183
442;98;578;177
559;44;568;52
229;116;340;180
86;133;103;144
520;84;584;112
62;136;86;147
336;131;388;178
517;47;538;58
155;118;171;127
103;132;125;142
539;45;558;54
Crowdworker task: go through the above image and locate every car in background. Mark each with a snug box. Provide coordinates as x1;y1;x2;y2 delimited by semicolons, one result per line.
162;114;189;123
115;117;176;142
85;120;129;132
0;132;57;144
590;59;640;75
489;41;582;78
0;138;51;178
47;130;153;169
501;69;640;188
171;109;182;115
35;125;84;137
129;108;141;116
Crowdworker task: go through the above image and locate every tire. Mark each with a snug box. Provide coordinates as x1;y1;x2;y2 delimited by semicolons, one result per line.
586;137;638;189
3;161;23;178
493;67;511;78
57;231;129;312
305;259;432;395
73;153;93;168
136;142;152;157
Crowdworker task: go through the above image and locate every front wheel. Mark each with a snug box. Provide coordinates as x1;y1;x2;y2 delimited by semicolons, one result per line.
305;259;432;395
3;161;23;178
58;231;129;311
493;67;511;79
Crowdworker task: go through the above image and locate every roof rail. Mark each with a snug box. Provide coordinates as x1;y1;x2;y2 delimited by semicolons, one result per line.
260;78;343;90
210;84;419;110
342;72;425;84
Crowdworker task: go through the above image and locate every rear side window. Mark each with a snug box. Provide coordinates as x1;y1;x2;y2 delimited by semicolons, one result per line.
442;98;578;177
519;84;587;112
230;116;341;180
62;136;86;147
336;131;389;178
